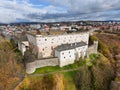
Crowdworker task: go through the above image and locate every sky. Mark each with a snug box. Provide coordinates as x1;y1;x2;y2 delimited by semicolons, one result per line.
0;0;120;23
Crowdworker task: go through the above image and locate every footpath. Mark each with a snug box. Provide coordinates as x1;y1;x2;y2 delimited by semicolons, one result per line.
28;67;80;77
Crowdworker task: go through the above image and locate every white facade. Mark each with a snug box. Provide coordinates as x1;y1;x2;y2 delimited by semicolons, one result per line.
30;24;41;29
55;42;88;67
60;26;71;30
55;49;75;67
27;32;89;58
18;41;29;55
75;45;88;58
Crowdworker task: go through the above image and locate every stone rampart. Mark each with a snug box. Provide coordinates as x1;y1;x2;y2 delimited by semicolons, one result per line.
26;58;59;74
87;41;98;57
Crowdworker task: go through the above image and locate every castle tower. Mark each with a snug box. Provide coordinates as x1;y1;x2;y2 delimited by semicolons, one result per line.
86;40;98;58
93;41;98;54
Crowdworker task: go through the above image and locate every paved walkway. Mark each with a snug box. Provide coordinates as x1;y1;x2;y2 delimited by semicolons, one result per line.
10;74;25;90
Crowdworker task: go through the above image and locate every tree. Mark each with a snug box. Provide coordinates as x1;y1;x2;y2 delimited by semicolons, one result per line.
0;39;22;90
28;74;64;90
75;66;92;90
75;54;114;90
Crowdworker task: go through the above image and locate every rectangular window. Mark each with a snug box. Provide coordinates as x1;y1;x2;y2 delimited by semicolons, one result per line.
45;39;47;41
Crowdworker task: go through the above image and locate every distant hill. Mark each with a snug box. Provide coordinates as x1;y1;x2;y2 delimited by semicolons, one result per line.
0;23;8;26
1;20;120;26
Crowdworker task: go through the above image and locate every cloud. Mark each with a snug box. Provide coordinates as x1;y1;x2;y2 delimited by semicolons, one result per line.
38;10;120;22
0;0;120;23
46;0;120;13
0;0;66;23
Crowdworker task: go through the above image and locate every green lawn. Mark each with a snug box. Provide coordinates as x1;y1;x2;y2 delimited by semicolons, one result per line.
33;66;61;74
33;55;99;74
33;60;84;74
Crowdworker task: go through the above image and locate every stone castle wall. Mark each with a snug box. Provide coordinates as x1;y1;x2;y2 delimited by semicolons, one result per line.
87;41;98;57
26;58;59;74
26;41;98;74
25;32;98;74
26;32;89;58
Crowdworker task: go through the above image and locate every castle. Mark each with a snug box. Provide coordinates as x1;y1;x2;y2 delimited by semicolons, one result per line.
21;31;98;74
26;32;89;58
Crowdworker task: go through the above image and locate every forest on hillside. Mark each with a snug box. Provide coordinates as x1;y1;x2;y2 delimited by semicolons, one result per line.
0;39;23;90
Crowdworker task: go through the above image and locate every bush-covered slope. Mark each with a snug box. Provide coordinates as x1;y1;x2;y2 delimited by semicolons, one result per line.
0;39;23;90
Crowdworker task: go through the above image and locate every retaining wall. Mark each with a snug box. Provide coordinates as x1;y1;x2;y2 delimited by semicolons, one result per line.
26;58;59;74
